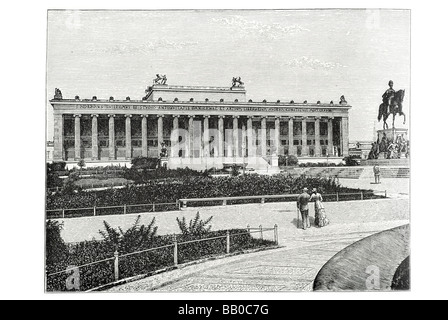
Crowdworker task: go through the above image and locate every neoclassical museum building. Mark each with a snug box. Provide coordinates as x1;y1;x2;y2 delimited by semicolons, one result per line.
50;78;351;170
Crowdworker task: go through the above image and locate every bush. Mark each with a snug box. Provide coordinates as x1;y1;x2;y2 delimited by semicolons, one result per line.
46;215;275;291
46;220;68;266
131;156;159;169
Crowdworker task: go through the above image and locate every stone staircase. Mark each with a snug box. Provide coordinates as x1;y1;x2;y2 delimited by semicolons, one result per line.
361;158;410;167
293;167;365;179
378;167;410;178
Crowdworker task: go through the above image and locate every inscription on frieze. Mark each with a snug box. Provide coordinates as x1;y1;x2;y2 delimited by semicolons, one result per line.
74;104;336;113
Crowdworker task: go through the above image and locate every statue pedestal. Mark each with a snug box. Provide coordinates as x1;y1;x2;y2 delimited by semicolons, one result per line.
377;128;408;143
160;157;168;169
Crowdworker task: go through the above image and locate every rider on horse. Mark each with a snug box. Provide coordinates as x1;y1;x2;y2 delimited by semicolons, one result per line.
382;80;395;112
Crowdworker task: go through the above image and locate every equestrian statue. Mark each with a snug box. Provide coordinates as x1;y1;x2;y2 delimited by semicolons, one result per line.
377;80;406;129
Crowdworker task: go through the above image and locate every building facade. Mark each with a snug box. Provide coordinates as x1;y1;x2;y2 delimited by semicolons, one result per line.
50;81;351;170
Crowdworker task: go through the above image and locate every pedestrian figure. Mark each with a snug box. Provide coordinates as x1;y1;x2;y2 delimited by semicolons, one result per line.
297;187;311;230
310;188;330;227
373;165;381;184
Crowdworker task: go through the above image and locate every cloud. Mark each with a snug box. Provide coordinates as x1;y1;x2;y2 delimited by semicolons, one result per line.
212;16;309;40
88;39;198;55
284;56;347;70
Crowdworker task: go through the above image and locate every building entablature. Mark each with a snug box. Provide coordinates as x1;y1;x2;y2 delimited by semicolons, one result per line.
51;100;351;118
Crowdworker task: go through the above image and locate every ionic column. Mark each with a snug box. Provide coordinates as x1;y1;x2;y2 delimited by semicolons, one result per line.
261;116;267;157
242;123;247;157
247;116;254;157
125;115;132;159
91;114;99;160
53;114;64;161
288;116;294;156
108;114;115;160
141;115;148;157
274;116;280;155
203;115;210;157
218;115;224;157
328;117;334;156
157;115;164;155
188;115;195;158
315;117;321;157
301;117;308;156
233;115;239;157
171;115;179;157
74;114;81;160
341;116;349;156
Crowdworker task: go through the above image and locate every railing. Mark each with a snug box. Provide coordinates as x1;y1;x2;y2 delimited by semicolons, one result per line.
179;190;388;208
46;202;179;219
46;190;388;219
46;225;278;292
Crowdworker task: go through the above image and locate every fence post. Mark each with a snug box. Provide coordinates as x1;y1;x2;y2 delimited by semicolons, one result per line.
336;192;339;202
123;204;127;215
385;190;387;198
183;200;187;209
261;197;265;204
93;206;96;217
223;199;227;206
259;225;263;240
173;235;178;267
274;224;278;245
247;224;250;234
360;191;364;201
226;230;230;254
153;203;156;212
114;250;119;282
62;209;65;219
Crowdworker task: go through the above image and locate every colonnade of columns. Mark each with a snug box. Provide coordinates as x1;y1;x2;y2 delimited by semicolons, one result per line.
53;114;348;161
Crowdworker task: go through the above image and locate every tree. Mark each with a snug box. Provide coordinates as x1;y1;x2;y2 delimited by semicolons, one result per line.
77;159;86;171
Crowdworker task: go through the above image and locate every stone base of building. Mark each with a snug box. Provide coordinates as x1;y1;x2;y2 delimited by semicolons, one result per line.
296;157;344;165
58;155;345;171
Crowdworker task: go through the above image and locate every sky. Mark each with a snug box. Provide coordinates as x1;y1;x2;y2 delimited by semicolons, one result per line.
46;9;410;142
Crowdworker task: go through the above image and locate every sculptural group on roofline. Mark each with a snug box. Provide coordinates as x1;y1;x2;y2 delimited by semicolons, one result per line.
54;88;62;100
232;77;244;87
153;74;167;85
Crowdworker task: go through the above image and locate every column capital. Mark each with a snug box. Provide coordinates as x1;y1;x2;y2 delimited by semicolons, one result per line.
90;114;99;118
141;114;148;118
315;116;322;120
233;115;240;119
246;115;254;119
108;114;116;118
288;116;295;120
204;115;211;118
328;116;334;120
157;114;164;118
73;114;82;118
188;115;195;119
218;115;226;119
125;114;133;118
260;115;267;119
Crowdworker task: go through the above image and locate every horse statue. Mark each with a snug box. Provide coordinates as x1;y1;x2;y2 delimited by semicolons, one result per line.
153;74;167;85
232;77;244;87
377;89;406;129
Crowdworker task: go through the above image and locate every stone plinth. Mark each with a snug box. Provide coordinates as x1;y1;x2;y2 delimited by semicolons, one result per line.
377;128;408;143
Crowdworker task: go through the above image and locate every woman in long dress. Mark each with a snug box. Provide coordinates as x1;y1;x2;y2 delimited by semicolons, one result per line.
310;188;330;227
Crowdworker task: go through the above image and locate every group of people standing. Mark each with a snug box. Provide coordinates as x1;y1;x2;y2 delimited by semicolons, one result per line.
297;187;330;230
